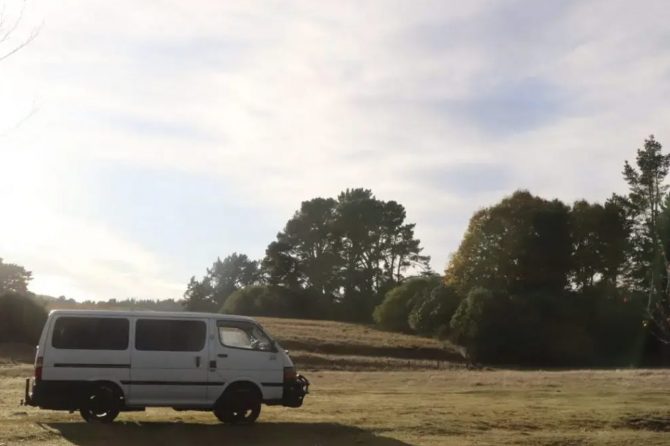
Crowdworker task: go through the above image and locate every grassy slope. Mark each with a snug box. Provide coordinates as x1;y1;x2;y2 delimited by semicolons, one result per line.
257;317;464;370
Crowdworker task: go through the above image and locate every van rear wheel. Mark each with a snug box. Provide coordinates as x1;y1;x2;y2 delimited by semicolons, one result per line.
214;385;261;424
79;384;120;423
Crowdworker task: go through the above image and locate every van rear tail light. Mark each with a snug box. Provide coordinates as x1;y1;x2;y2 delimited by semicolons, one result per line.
283;367;297;382
34;356;43;381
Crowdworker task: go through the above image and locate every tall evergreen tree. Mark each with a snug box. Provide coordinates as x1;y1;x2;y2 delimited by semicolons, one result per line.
618;136;670;342
263;189;430;320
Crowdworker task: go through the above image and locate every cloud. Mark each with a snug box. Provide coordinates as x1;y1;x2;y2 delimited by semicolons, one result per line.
414;162;514;196
1;0;669;299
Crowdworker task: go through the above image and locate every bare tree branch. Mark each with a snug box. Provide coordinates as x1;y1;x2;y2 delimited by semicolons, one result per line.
0;0;40;62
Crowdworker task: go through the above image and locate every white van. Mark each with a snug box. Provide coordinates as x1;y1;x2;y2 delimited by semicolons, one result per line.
22;310;309;424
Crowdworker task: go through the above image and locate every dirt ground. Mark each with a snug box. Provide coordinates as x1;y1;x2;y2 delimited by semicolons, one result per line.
2;364;670;446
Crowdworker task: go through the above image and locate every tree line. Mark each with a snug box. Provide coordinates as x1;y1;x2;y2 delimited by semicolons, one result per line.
4;135;670;366
185;136;670;366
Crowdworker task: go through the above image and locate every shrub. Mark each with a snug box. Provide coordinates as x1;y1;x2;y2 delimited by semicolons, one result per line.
409;283;462;337
373;276;440;332
450;288;606;366
0;292;48;344
584;287;647;365
449;287;509;362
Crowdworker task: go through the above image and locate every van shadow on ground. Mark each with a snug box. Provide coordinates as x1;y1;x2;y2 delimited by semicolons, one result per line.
46;421;415;446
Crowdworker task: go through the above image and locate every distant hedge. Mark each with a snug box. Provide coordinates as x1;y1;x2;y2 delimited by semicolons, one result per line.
448;286;649;366
0;292;48;344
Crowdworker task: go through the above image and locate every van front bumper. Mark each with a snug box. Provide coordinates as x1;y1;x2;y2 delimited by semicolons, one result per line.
282;374;310;408
265;374;310;408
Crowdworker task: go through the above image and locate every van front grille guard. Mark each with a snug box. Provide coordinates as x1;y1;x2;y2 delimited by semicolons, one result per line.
283;374;310;408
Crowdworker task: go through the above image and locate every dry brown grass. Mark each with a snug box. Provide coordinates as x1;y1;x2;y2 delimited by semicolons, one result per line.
2;366;670;445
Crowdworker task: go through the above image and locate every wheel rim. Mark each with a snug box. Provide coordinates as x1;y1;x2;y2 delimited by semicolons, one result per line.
231;407;255;421
84;389;114;420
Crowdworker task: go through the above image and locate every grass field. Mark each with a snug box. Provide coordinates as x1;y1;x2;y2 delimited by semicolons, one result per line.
2;364;670;445
2;317;670;445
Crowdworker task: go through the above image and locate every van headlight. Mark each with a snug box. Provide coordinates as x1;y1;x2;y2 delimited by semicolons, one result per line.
283;367;297;382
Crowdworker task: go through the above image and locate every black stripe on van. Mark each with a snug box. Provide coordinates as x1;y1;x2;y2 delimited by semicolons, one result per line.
261;382;284;387
54;363;131;368
120;381;225;386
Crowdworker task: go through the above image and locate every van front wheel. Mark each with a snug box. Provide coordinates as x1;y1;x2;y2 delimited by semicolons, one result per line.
214;386;261;424
79;384;120;423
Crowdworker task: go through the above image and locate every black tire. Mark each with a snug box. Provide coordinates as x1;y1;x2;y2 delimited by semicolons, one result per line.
214;385;261;424
79;384;121;423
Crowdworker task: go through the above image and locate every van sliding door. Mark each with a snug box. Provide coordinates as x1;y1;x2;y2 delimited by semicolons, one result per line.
128;318;208;406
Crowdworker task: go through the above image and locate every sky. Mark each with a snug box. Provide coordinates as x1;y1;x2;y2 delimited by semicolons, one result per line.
1;0;669;301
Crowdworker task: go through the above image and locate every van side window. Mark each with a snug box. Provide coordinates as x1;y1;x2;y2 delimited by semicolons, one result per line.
218;322;273;351
52;317;129;350
135;319;206;352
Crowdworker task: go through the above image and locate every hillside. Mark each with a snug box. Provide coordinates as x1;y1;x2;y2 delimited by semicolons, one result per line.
257;317;465;370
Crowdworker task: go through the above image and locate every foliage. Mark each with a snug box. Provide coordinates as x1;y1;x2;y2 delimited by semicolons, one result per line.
616;136;670;343
450;288;588;365
263;188;430;321
183;276;216;312
450;288;508;362
569;200;629;290
582;286;648;365
222;285;332;319
264;198;340;294
446;191;572;297
444;177;655;365
373;276;440;332
0;292;48;344
183;253;261;312
0;258;32;295
408;283;462;337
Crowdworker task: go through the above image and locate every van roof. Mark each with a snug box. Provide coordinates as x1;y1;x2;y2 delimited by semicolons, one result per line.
47;309;256;322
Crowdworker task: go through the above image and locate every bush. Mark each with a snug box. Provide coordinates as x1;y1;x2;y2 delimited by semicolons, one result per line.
450;287;509;361
584;287;647;365
221;285;333;319
373;276;440;332
506;291;594;365
0;292;48;344
450;288;610;366
409;283;462;337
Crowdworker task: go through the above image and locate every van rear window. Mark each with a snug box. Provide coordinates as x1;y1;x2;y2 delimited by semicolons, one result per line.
135;319;206;352
52;317;129;350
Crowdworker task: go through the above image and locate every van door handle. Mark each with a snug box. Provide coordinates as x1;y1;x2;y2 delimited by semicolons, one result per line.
218;353;228;358
195;356;201;367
